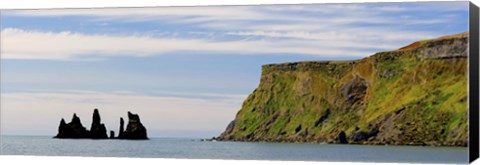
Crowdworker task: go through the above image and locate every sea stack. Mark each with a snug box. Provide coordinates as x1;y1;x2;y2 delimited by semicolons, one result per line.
54;109;148;140
121;111;148;140
54;113;89;138
90;109;108;139
110;130;115;139
118;117;125;138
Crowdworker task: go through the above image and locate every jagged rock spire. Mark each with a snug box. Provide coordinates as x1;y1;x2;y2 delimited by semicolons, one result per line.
55;109;148;140
71;113;81;126
55;113;89;138
90;108;108;139
92;109;101;124
121;111;148;140
118;117;125;138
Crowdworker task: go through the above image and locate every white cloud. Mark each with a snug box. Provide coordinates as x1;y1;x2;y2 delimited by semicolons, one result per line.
1;3;466;60
1;91;247;137
6;4;458;28
226;30;435;48
5;5;364;23
374;6;408;12
6;7;276;23
1;28;376;60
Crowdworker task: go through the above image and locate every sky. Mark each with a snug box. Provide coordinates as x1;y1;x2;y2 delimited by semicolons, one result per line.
0;2;469;138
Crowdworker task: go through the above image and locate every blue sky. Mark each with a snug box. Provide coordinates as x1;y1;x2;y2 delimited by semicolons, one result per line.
0;2;469;137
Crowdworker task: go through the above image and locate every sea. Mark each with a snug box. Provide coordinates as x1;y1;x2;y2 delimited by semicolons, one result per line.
0;135;468;164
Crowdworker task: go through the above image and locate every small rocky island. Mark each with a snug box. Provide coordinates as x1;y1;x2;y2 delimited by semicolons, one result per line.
54;109;148;140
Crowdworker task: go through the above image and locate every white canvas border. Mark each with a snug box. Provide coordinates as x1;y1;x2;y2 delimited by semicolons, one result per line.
0;0;477;165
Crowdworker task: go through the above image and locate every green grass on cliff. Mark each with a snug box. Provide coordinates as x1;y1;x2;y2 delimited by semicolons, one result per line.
220;33;468;146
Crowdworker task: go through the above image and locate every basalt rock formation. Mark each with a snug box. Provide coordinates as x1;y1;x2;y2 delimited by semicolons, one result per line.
110;130;115;139
118;117;125;139
90;109;108;139
218;32;469;146
55;113;89;138
54;109;148;140
119;112;148;140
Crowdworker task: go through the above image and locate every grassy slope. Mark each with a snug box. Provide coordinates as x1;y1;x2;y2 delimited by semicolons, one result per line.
218;33;468;146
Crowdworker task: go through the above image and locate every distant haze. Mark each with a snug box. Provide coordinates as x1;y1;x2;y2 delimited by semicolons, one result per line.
0;2;468;137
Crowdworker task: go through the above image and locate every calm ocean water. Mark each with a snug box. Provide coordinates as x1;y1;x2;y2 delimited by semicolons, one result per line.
0;136;468;164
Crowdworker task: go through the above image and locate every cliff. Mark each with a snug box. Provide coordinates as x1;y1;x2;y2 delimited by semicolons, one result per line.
218;32;468;146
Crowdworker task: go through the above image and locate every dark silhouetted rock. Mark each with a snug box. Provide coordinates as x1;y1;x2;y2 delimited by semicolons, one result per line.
337;131;348;144
90;109;108;139
118;117;125;138
54;113;89;138
121;111;148;140
55;118;72;138
55;109;148;140
110;130;115;139
348;129;379;143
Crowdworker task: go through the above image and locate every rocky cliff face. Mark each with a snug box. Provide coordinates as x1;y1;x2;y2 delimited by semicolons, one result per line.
218;32;468;146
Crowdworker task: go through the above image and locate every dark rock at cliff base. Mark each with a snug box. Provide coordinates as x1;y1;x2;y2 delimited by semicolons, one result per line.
348;129;379;143
337;131;348;144
121;111;148;140
90;109;108;139
55;113;89;138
